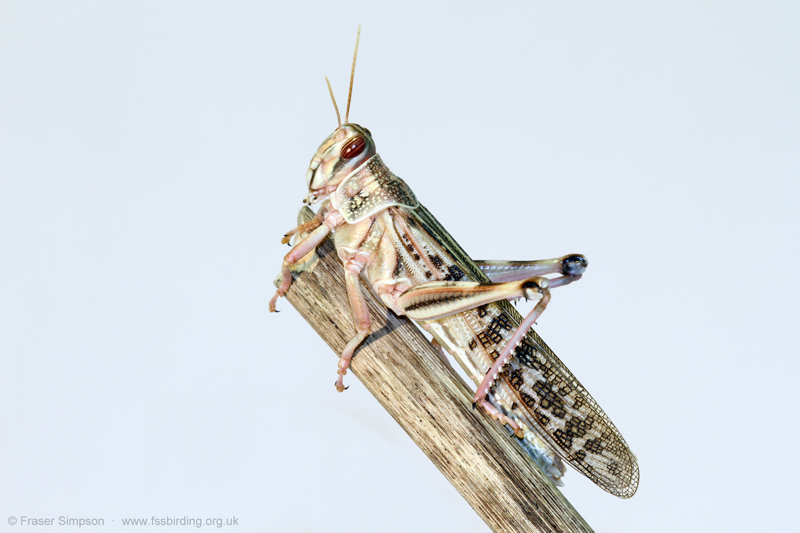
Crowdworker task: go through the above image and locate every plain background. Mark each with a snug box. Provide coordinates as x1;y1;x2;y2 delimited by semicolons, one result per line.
2;2;798;532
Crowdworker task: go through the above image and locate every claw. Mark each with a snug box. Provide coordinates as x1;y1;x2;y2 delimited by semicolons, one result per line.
269;290;286;313
335;368;350;392
474;396;525;438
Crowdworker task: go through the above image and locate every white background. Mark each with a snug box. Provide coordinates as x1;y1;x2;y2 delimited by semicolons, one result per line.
2;2;798;532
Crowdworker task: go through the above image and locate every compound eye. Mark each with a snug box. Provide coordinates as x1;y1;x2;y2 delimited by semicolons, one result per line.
341;136;366;160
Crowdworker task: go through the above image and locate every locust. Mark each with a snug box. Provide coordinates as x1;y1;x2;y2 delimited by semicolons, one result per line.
270;29;639;498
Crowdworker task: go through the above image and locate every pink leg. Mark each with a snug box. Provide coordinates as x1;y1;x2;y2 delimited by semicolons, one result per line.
280;213;324;245
479;400;525;438
472;290;552;408
388;276;550;437
269;223;332;312
336;263;371;392
429;337;452;368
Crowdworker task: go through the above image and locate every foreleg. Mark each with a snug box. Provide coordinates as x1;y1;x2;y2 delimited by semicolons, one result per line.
474;254;587;288
280;210;325;245
269;211;343;312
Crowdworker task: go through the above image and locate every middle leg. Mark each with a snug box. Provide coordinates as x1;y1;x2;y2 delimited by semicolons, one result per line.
336;259;372;392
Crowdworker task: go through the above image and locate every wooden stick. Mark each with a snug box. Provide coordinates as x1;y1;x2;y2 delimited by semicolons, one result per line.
279;237;595;533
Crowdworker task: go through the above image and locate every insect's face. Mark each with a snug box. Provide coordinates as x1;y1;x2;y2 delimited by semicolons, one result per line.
305;123;376;203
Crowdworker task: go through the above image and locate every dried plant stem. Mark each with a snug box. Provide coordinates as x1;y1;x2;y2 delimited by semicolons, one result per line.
278;237;594;533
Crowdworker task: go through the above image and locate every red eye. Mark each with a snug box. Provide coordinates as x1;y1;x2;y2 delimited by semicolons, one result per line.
341;136;366;159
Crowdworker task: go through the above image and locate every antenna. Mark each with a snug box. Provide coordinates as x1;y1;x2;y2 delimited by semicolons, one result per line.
345;25;361;124
325;77;341;127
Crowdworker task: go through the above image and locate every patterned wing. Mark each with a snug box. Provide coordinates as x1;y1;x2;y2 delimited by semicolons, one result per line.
497;313;639;498
408;204;639;498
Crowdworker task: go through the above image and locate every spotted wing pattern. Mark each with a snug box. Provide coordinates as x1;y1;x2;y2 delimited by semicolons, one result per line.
396;205;639;498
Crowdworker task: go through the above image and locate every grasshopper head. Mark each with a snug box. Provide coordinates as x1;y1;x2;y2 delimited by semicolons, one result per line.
305;123;376;204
